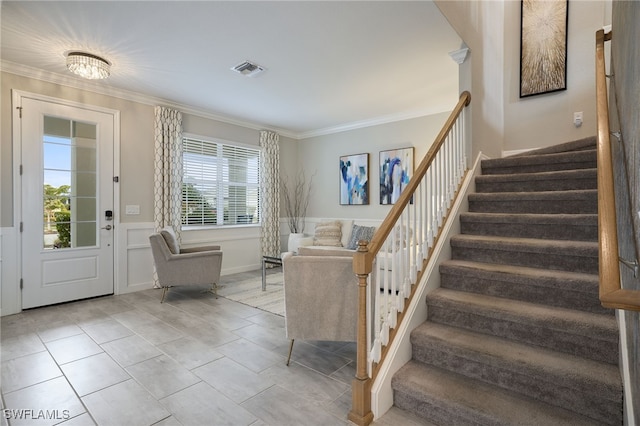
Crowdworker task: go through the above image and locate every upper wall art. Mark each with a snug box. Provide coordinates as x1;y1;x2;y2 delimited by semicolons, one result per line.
519;0;569;97
379;147;413;205
340;153;369;205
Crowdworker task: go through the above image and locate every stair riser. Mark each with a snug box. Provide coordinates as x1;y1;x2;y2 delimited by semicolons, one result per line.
451;246;598;274
476;178;596;193
394;390;490;426
460;221;597;242
469;199;597;214
439;270;608;315
481;161;596;175
411;344;621;425
425;304;618;364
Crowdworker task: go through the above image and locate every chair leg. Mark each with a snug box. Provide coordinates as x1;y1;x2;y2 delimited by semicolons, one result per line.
206;282;219;299
160;286;169;303
286;339;294;366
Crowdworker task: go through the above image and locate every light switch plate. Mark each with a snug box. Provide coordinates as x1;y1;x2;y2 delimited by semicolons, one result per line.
125;205;140;215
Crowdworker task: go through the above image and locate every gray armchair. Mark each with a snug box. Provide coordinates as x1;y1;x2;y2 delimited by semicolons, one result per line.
149;227;223;302
282;250;359;365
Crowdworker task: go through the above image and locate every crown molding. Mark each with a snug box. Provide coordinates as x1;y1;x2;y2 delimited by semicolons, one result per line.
297;105;452;139
1;60;448;141
0;60;298;139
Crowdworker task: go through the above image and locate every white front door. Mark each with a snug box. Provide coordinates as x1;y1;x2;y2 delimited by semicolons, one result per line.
19;96;115;309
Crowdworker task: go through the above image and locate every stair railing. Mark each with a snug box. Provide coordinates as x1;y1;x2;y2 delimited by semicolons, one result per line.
349;91;471;425
595;28;640;311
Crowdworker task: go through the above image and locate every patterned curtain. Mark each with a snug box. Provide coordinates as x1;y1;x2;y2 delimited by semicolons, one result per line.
259;130;281;258
153;106;183;287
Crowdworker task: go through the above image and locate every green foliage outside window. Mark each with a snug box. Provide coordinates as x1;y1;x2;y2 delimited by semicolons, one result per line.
54;211;71;248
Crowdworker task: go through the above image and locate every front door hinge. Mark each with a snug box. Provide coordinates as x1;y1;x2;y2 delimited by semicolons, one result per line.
16;106;22;118
20;279;23;290
20;222;23;232
113;176;119;183
19;164;23;175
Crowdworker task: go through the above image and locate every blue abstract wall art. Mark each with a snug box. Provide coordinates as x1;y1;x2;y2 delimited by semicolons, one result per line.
380;147;414;205
340;153;369;205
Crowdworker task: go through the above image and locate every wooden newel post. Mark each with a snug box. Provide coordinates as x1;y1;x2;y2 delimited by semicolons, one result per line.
348;240;374;426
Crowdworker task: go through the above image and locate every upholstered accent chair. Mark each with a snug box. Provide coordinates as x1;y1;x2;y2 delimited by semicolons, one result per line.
282;250;359;365
149;227;223;302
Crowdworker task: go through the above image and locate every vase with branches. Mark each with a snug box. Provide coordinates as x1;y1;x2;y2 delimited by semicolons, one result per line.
281;171;314;234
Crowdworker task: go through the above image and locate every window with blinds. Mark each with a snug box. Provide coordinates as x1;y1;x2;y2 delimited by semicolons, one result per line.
182;137;260;226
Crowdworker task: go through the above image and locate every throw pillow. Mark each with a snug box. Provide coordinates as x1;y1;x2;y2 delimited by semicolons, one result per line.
160;227;180;254
347;224;377;250
340;220;354;248
313;221;343;246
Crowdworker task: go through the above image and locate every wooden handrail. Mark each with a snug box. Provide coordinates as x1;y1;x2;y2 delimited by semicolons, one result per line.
349;91;471;425
360;91;471;262
595;29;640;311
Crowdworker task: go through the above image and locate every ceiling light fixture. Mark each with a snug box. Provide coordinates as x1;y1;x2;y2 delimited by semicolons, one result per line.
66;51;111;79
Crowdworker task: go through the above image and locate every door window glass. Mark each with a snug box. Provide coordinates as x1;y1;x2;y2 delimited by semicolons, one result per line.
43;116;97;249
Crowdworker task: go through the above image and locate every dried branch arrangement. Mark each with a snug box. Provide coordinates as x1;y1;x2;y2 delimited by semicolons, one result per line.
281;171;314;233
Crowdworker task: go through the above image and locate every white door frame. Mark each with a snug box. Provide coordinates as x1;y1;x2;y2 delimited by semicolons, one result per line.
12;89;121;312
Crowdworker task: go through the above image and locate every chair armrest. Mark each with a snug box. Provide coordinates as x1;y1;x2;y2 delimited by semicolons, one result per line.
181;245;221;253
166;250;222;262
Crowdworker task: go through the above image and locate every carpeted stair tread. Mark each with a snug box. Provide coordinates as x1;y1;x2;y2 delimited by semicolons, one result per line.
475;168;597;192
410;323;622;424
481;149;596;175
392;361;603;426
450;234;598;274
468;189;597;214
460;212;597;241
439;259;608;314
391;138;621;424
511;136;596;157
426;287;618;363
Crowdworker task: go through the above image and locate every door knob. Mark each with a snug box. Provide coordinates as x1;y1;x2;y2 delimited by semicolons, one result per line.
101;224;113;231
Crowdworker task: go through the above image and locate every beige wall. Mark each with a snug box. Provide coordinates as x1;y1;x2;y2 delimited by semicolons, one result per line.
1;72;155;226
0;72;298;227
435;0;505;159
299;112;451;226
436;0;611;156
503;0;611;152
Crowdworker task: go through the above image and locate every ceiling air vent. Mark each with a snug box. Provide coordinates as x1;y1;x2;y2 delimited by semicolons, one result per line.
231;60;265;77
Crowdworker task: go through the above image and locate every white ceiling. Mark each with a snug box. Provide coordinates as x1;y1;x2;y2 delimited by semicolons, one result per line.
1;1;462;138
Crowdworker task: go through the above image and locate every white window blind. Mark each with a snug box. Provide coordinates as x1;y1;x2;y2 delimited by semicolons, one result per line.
182;137;260;226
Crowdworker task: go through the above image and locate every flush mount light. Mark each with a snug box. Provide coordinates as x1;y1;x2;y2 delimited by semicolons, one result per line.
66;51;111;79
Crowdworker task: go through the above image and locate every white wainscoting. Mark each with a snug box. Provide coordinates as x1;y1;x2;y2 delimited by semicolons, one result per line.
180;224;263;275
1;227;21;316
2;222;270;314
117;223;267;295
117;222;156;295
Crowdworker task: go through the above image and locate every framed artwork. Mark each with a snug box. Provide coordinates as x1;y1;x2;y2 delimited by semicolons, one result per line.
379;147;414;205
519;0;568;97
339;153;369;205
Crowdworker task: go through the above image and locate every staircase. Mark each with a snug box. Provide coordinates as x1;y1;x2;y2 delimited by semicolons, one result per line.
391;137;623;425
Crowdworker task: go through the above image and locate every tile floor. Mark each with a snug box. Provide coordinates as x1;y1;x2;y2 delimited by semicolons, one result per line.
0;270;427;426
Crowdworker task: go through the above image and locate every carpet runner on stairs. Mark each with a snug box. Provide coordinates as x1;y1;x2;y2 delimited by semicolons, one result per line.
391;137;623;425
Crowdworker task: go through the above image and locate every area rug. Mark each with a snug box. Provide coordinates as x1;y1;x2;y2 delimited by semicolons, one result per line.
217;271;285;316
